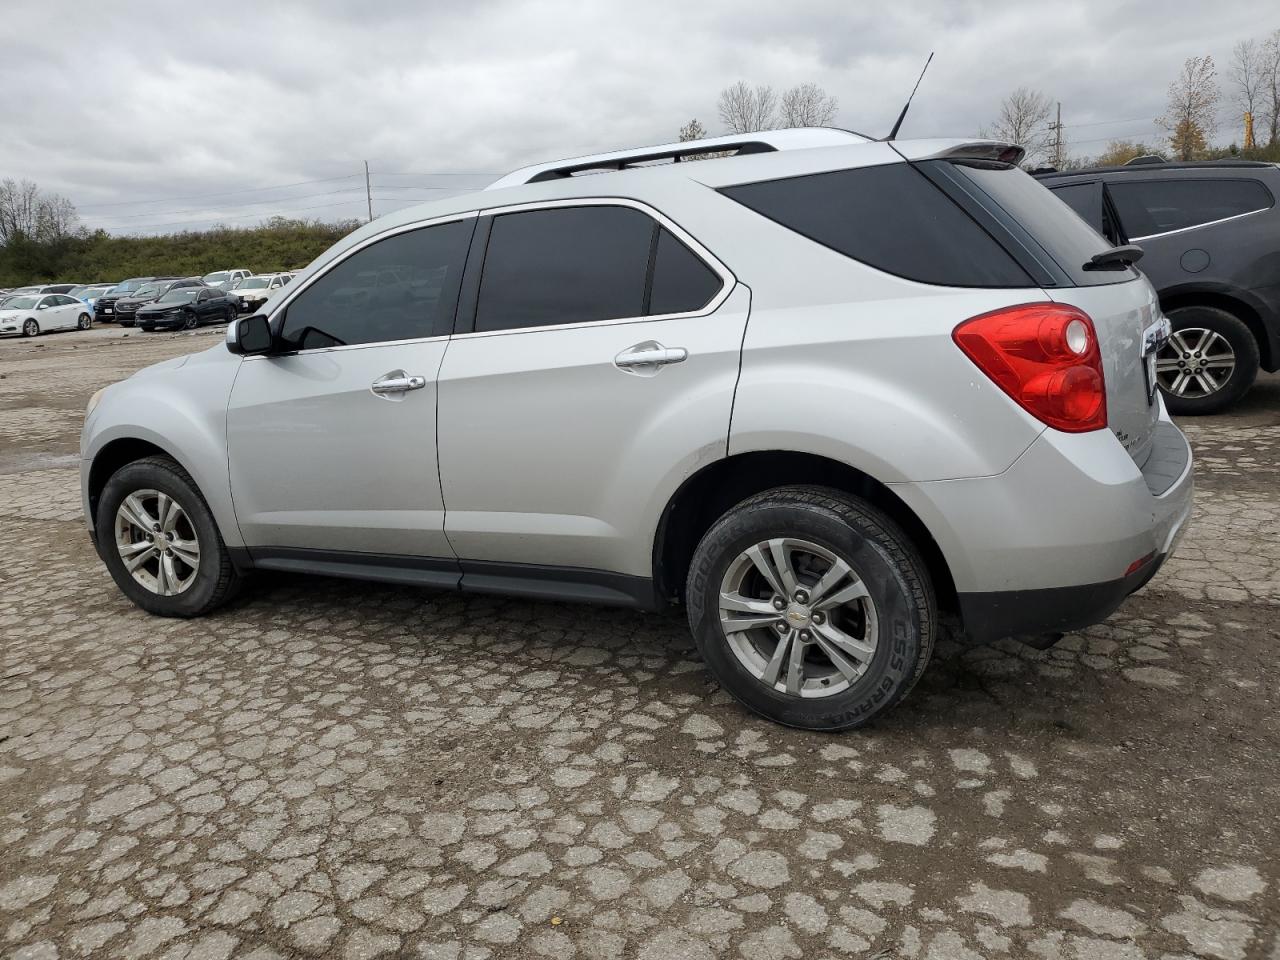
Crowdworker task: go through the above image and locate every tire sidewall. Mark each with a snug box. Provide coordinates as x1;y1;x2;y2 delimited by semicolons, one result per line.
96;461;227;617
1162;306;1259;415
688;499;926;730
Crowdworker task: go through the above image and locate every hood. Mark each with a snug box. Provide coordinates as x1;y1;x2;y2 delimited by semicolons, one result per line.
130;355;191;380
137;300;189;314
0;308;28;319
236;287;271;297
116;294;161;307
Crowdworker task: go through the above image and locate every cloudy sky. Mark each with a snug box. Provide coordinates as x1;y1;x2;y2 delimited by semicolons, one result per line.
0;0;1269;235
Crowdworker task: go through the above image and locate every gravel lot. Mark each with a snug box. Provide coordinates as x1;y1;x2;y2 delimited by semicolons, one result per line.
1;324;1277;960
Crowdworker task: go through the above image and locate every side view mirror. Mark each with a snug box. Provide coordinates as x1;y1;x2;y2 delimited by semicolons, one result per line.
226;314;273;355
37;303;48;310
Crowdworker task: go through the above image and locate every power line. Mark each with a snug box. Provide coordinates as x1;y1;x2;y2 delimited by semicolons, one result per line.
76;174;362;209
99;197;368;233
1062;116;1153;129
86;187;369;221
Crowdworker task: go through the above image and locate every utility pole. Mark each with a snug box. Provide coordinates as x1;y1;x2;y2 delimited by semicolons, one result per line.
1050;101;1064;168
364;161;373;223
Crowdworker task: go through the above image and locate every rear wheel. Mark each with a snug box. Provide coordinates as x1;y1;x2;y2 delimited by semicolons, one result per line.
686;485;935;731
1158;306;1259;415
77;313;91;330
96;456;240;617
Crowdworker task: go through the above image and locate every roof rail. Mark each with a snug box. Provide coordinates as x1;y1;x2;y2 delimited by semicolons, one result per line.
485;127;869;190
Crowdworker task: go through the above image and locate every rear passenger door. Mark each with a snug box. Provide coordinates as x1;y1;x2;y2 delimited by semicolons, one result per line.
436;200;748;594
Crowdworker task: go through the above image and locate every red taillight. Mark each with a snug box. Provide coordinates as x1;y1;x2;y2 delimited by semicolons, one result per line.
953;303;1107;433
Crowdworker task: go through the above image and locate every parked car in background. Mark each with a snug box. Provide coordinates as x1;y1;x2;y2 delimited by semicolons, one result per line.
202;269;252;290
96;278;162;322
68;284;117;314
33;283;83;295
114;277;205;327
231;273;291;313
137;287;239;331
1036;160;1280;414
0;293;92;337
82;129;1192;731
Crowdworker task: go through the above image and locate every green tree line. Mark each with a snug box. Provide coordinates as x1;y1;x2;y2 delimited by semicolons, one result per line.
0;215;360;286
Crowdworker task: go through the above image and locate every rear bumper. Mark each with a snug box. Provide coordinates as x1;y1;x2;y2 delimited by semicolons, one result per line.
892;407;1193;642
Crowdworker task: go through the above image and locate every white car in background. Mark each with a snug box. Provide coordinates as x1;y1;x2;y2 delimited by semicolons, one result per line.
0;293;93;337
232;273;291;313
202;269;252;291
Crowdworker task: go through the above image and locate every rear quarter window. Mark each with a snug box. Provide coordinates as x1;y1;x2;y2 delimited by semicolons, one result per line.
720;163;1035;288
946;161;1133;286
1106;178;1274;239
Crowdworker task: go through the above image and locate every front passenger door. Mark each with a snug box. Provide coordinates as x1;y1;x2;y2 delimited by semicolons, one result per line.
226;216;476;561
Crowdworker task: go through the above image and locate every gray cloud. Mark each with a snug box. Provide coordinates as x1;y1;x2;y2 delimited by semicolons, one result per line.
0;0;1267;234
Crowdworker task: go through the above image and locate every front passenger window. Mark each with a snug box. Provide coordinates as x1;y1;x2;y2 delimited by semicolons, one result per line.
278;219;474;351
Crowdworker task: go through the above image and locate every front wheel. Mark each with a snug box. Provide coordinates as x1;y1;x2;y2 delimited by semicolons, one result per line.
96;456;241;617
1157;306;1259;415
22;319;39;337
77;313;91;330
182;310;198;330
686;485;935;731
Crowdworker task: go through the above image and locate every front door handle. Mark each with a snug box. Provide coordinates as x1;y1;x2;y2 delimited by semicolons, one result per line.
614;340;688;375
371;369;427;399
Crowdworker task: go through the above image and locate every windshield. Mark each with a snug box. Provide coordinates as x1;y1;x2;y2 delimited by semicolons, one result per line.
67;285;94;297
86;286;112;297
236;277;271;289
159;290;199;303
4;296;40;309
111;280;147;294
132;285;161;298
203;271;232;283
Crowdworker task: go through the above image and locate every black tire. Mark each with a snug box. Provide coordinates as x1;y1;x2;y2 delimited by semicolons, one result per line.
686;485;935;731
224;306;237;323
22;318;39;337
77;313;91;330
96;455;240;617
1160;306;1259;415
182;310;197;330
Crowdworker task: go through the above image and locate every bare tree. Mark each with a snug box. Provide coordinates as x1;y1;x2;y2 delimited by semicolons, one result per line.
1229;38;1265;124
0;178;80;248
987;88;1055;163
718;81;777;134
1158;56;1219;160
678;118;707;142
780;82;839;127
0;178;41;246
1263;29;1280;145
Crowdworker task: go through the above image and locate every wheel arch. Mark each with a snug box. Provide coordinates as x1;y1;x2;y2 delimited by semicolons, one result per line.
87;437;184;525
652;450;957;613
1160;285;1273;370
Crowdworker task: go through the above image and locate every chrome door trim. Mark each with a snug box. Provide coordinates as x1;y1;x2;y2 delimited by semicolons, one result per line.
451;195;737;340
1128;207;1269;242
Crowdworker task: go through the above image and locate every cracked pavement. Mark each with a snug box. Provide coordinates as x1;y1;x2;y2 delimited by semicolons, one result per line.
1;326;1277;959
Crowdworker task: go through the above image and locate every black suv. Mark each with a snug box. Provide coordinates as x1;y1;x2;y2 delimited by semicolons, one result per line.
96;277;161;323
114;278;204;327
1036;160;1280;413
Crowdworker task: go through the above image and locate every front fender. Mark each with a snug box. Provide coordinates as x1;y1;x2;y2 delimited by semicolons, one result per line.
81;347;243;546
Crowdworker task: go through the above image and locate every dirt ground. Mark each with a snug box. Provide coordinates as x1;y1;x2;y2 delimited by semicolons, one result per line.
0;323;1276;960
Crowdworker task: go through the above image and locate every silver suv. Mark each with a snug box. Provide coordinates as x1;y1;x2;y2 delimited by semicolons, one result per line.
81;129;1193;730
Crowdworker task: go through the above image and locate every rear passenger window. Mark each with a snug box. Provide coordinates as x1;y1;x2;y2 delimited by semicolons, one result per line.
720;163;1033;288
476;206;653;332
1107;179;1274;238
650;228;722;314
279;219;473;351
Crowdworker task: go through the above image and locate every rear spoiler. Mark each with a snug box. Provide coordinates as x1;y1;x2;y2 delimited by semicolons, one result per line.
889;139;1026;166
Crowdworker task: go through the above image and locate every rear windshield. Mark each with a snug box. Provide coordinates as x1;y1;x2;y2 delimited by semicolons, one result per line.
946;161;1134;286
720;163;1034;288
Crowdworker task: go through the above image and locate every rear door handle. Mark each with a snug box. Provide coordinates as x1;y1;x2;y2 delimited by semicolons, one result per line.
371;369;427;399
614;341;688;375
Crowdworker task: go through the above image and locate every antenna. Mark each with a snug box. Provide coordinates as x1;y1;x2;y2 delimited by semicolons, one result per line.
885;52;934;141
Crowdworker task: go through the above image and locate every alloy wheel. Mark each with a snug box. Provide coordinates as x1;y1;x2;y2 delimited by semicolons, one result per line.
718;537;878;698
23;319;38;337
114;489;201;596
1156;328;1235;398
78;314;91;330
